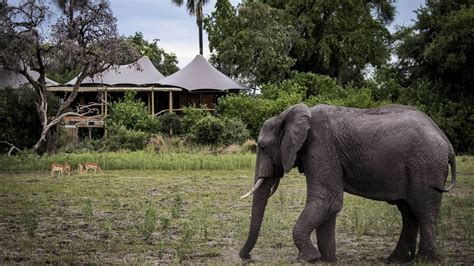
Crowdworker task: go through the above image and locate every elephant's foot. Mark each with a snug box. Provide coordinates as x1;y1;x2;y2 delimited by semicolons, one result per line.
320;256;337;263
416;249;441;263
387;249;415;263
296;249;321;263
240;256;254;264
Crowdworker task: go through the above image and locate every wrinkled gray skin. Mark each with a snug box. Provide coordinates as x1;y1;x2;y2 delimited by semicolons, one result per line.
239;103;456;263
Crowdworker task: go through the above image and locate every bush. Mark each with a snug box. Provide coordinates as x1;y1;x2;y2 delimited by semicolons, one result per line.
106;91;159;133
242;139;257;153
219;117;250;145
181;107;209;133
0;87;59;151
189;115;224;145
104;124;148;151
157;112;183;136
147;134;186;154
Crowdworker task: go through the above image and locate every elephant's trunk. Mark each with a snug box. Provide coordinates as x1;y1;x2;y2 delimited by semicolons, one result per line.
239;177;275;261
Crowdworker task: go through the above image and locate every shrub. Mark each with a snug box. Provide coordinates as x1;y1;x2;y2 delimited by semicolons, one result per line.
147;134;186;153
242;139;257;153
0;87;59;151
106;91;159;133
221;144;242;154
189;115;224;145
157;112;183;137
219;117;250;145
181;107;209;133
105;124;148;151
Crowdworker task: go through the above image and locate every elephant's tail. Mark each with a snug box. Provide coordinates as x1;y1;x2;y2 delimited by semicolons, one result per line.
434;153;456;193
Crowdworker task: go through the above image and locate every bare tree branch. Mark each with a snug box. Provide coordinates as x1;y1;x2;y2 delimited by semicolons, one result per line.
0;141;21;156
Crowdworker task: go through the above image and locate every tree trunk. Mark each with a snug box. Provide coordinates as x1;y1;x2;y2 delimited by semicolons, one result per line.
34;124;59;155
198;18;203;55
239;178;275;260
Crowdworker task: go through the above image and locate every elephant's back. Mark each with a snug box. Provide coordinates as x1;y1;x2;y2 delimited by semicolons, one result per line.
312;104;453;165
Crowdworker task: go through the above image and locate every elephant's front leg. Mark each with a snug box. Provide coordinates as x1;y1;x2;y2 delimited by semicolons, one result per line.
293;201;322;262
316;213;337;261
293;193;342;263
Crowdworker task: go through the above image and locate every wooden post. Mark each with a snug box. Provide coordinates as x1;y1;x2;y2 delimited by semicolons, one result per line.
169;90;173;112
147;91;151;113
151;88;155;115
104;90;108;139
101;91;104;114
104;91;108;116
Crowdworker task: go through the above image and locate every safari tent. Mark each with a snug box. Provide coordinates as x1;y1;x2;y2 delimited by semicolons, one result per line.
0;68;58;88
158;54;247;109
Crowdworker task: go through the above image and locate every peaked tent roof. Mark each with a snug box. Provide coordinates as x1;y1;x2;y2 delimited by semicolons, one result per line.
158;54;247;91
65;56;165;86
0;68;58;88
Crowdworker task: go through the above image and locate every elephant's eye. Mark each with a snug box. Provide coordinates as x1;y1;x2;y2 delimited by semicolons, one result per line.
260;146;265;152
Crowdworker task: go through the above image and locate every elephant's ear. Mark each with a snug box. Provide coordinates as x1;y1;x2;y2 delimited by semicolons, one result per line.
279;103;311;173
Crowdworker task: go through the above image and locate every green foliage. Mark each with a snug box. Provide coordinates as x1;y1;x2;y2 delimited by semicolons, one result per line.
205;0;394;87
375;1;474;153
218;73;384;138
0;150;256;171
0;88;59;151
219;117;250;146
105;124;148;151
205;1;296;88
128;32;179;76
264;0;394;86
106;91;159;133
181;106;209;133
157;112;183;136
395;0;473;100
189;115;224;145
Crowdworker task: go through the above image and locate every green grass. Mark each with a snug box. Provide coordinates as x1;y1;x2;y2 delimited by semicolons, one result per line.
0;150;256;171
0;156;472;264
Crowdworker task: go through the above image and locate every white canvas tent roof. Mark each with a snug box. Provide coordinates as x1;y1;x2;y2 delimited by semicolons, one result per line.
65;56;165;86
158;54;247;91
0;68;58;88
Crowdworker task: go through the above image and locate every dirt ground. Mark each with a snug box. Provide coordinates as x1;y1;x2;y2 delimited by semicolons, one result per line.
0;157;472;264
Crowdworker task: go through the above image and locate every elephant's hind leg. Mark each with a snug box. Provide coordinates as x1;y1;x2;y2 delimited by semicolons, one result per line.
412;194;443;262
388;201;418;263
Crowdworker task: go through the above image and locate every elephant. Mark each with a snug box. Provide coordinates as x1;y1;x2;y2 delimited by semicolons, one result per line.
239;103;456;263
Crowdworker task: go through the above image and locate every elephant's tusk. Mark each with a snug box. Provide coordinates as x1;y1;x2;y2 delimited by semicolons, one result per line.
269;178;280;198
240;178;264;200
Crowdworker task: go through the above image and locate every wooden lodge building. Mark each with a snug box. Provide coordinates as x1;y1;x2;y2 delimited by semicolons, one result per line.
46;55;247;140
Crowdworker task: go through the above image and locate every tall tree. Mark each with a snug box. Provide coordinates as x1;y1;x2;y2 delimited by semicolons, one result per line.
171;0;210;55
395;0;473;100
205;0;395;86
390;0;474;153
204;0;296;88
262;0;395;85
0;0;138;154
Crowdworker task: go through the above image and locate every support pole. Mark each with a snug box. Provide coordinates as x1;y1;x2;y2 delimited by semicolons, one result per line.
169;91;173;112
104;91;108;116
151;88;155;115
148;91;151;113
104;90;108;138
